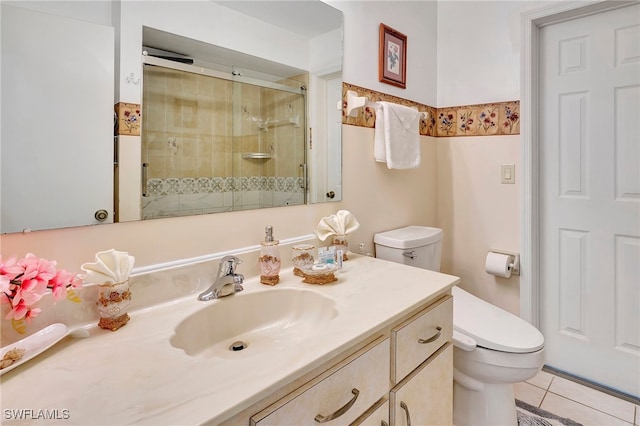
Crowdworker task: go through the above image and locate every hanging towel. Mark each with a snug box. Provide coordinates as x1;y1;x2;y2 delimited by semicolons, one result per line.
374;101;421;169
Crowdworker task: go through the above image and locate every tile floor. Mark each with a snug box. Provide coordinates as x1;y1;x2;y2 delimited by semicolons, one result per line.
514;369;640;426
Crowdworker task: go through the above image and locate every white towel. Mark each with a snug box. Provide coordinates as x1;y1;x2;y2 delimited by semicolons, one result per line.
315;210;360;241
374;101;421;169
81;249;135;285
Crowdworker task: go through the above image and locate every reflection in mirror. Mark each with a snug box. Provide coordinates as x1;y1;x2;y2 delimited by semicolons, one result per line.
0;0;343;233
141;57;307;218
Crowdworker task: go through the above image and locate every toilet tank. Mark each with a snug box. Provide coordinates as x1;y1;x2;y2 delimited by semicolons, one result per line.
374;226;442;271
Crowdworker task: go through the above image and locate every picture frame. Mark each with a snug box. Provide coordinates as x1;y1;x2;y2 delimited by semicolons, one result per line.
379;23;407;89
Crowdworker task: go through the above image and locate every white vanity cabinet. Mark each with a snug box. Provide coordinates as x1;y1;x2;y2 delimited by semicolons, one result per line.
389;295;453;426
0;253;460;425
240;294;453;426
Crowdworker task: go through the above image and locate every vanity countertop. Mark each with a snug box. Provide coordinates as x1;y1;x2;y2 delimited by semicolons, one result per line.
0;254;459;425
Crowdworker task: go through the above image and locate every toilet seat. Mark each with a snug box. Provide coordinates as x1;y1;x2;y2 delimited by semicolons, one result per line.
452;286;544;354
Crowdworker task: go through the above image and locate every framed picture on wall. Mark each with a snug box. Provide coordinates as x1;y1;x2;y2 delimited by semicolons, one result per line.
379;23;407;89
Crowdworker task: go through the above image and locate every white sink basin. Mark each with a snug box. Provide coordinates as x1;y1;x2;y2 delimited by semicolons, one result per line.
170;287;338;357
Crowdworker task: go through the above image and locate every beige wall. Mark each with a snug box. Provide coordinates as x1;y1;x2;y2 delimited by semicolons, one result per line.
437;135;520;315
1;0;529;324
0;126;437;273
341;127;438;255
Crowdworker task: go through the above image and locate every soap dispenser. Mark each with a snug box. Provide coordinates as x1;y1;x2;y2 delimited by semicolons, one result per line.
259;225;281;285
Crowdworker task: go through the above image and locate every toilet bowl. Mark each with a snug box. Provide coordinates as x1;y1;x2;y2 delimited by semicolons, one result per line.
374;226;545;426
451;285;544;425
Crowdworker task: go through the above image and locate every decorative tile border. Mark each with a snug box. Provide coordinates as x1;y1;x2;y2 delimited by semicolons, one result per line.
145;176;304;196
115;102;141;136
342;82;519;137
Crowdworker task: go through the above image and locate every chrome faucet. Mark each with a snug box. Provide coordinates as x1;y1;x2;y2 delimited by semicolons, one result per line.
198;256;244;301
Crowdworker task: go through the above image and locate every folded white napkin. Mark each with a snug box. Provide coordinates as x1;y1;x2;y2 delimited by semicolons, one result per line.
81;249;135;285
315;210;360;241
374;101;421;169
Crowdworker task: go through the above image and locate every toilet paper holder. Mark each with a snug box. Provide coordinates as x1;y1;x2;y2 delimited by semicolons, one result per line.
489;249;520;276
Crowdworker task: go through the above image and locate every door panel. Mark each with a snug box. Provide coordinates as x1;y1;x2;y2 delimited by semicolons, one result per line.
540;3;640;397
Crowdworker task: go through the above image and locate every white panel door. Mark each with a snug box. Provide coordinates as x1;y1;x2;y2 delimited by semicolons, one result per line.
540;3;640;397
1;5;114;232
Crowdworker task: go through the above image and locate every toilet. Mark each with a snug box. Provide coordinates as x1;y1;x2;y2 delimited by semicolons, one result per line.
374;226;544;426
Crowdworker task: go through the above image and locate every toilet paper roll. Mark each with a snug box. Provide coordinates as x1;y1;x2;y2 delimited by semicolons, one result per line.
485;252;512;278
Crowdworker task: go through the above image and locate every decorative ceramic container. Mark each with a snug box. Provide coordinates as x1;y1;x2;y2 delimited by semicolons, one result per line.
96;281;131;331
292;244;315;277
259;243;281;285
300;263;339;285
331;234;349;261
259;226;281;285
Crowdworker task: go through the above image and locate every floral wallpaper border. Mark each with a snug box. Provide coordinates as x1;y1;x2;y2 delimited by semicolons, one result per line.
342;82;520;137
117;89;519;138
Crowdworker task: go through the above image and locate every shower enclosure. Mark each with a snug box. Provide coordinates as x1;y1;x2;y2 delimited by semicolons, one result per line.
141;57;307;219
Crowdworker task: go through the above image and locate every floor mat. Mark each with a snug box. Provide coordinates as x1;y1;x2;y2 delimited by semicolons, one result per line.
516;399;583;426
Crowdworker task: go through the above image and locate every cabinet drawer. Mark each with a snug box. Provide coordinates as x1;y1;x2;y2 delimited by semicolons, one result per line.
251;337;390;426
351;398;389;426
390;343;453;426
391;295;452;383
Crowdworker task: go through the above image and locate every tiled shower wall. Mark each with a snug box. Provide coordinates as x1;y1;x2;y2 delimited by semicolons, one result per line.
140;66;305;219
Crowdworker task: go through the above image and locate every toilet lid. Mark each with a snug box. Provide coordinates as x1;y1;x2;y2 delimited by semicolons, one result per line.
452;286;544;353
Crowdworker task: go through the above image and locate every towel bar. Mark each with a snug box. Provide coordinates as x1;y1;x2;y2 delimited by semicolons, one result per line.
345;90;428;120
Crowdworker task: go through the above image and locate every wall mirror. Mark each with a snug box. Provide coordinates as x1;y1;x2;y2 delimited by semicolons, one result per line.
0;0;343;234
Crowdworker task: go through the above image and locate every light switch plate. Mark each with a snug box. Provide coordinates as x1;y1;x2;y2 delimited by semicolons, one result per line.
501;164;515;184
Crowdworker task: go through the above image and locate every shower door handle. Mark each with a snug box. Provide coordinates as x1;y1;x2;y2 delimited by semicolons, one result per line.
142;162;149;197
299;163;307;190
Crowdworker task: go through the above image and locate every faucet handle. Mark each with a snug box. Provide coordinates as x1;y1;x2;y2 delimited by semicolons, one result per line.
219;255;242;275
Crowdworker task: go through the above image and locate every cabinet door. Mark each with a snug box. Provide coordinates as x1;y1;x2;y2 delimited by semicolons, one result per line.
1;4;114;232
390;344;452;426
251;338;390;426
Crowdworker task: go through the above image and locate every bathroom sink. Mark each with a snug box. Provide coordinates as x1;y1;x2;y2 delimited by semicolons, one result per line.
170;287;338;357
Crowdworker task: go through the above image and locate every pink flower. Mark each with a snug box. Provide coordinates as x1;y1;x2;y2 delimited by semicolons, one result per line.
4;298;41;321
0;256;22;278
19;253;56;286
0;275;12;298
49;269;81;301
1;253;83;330
13;278;48;306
